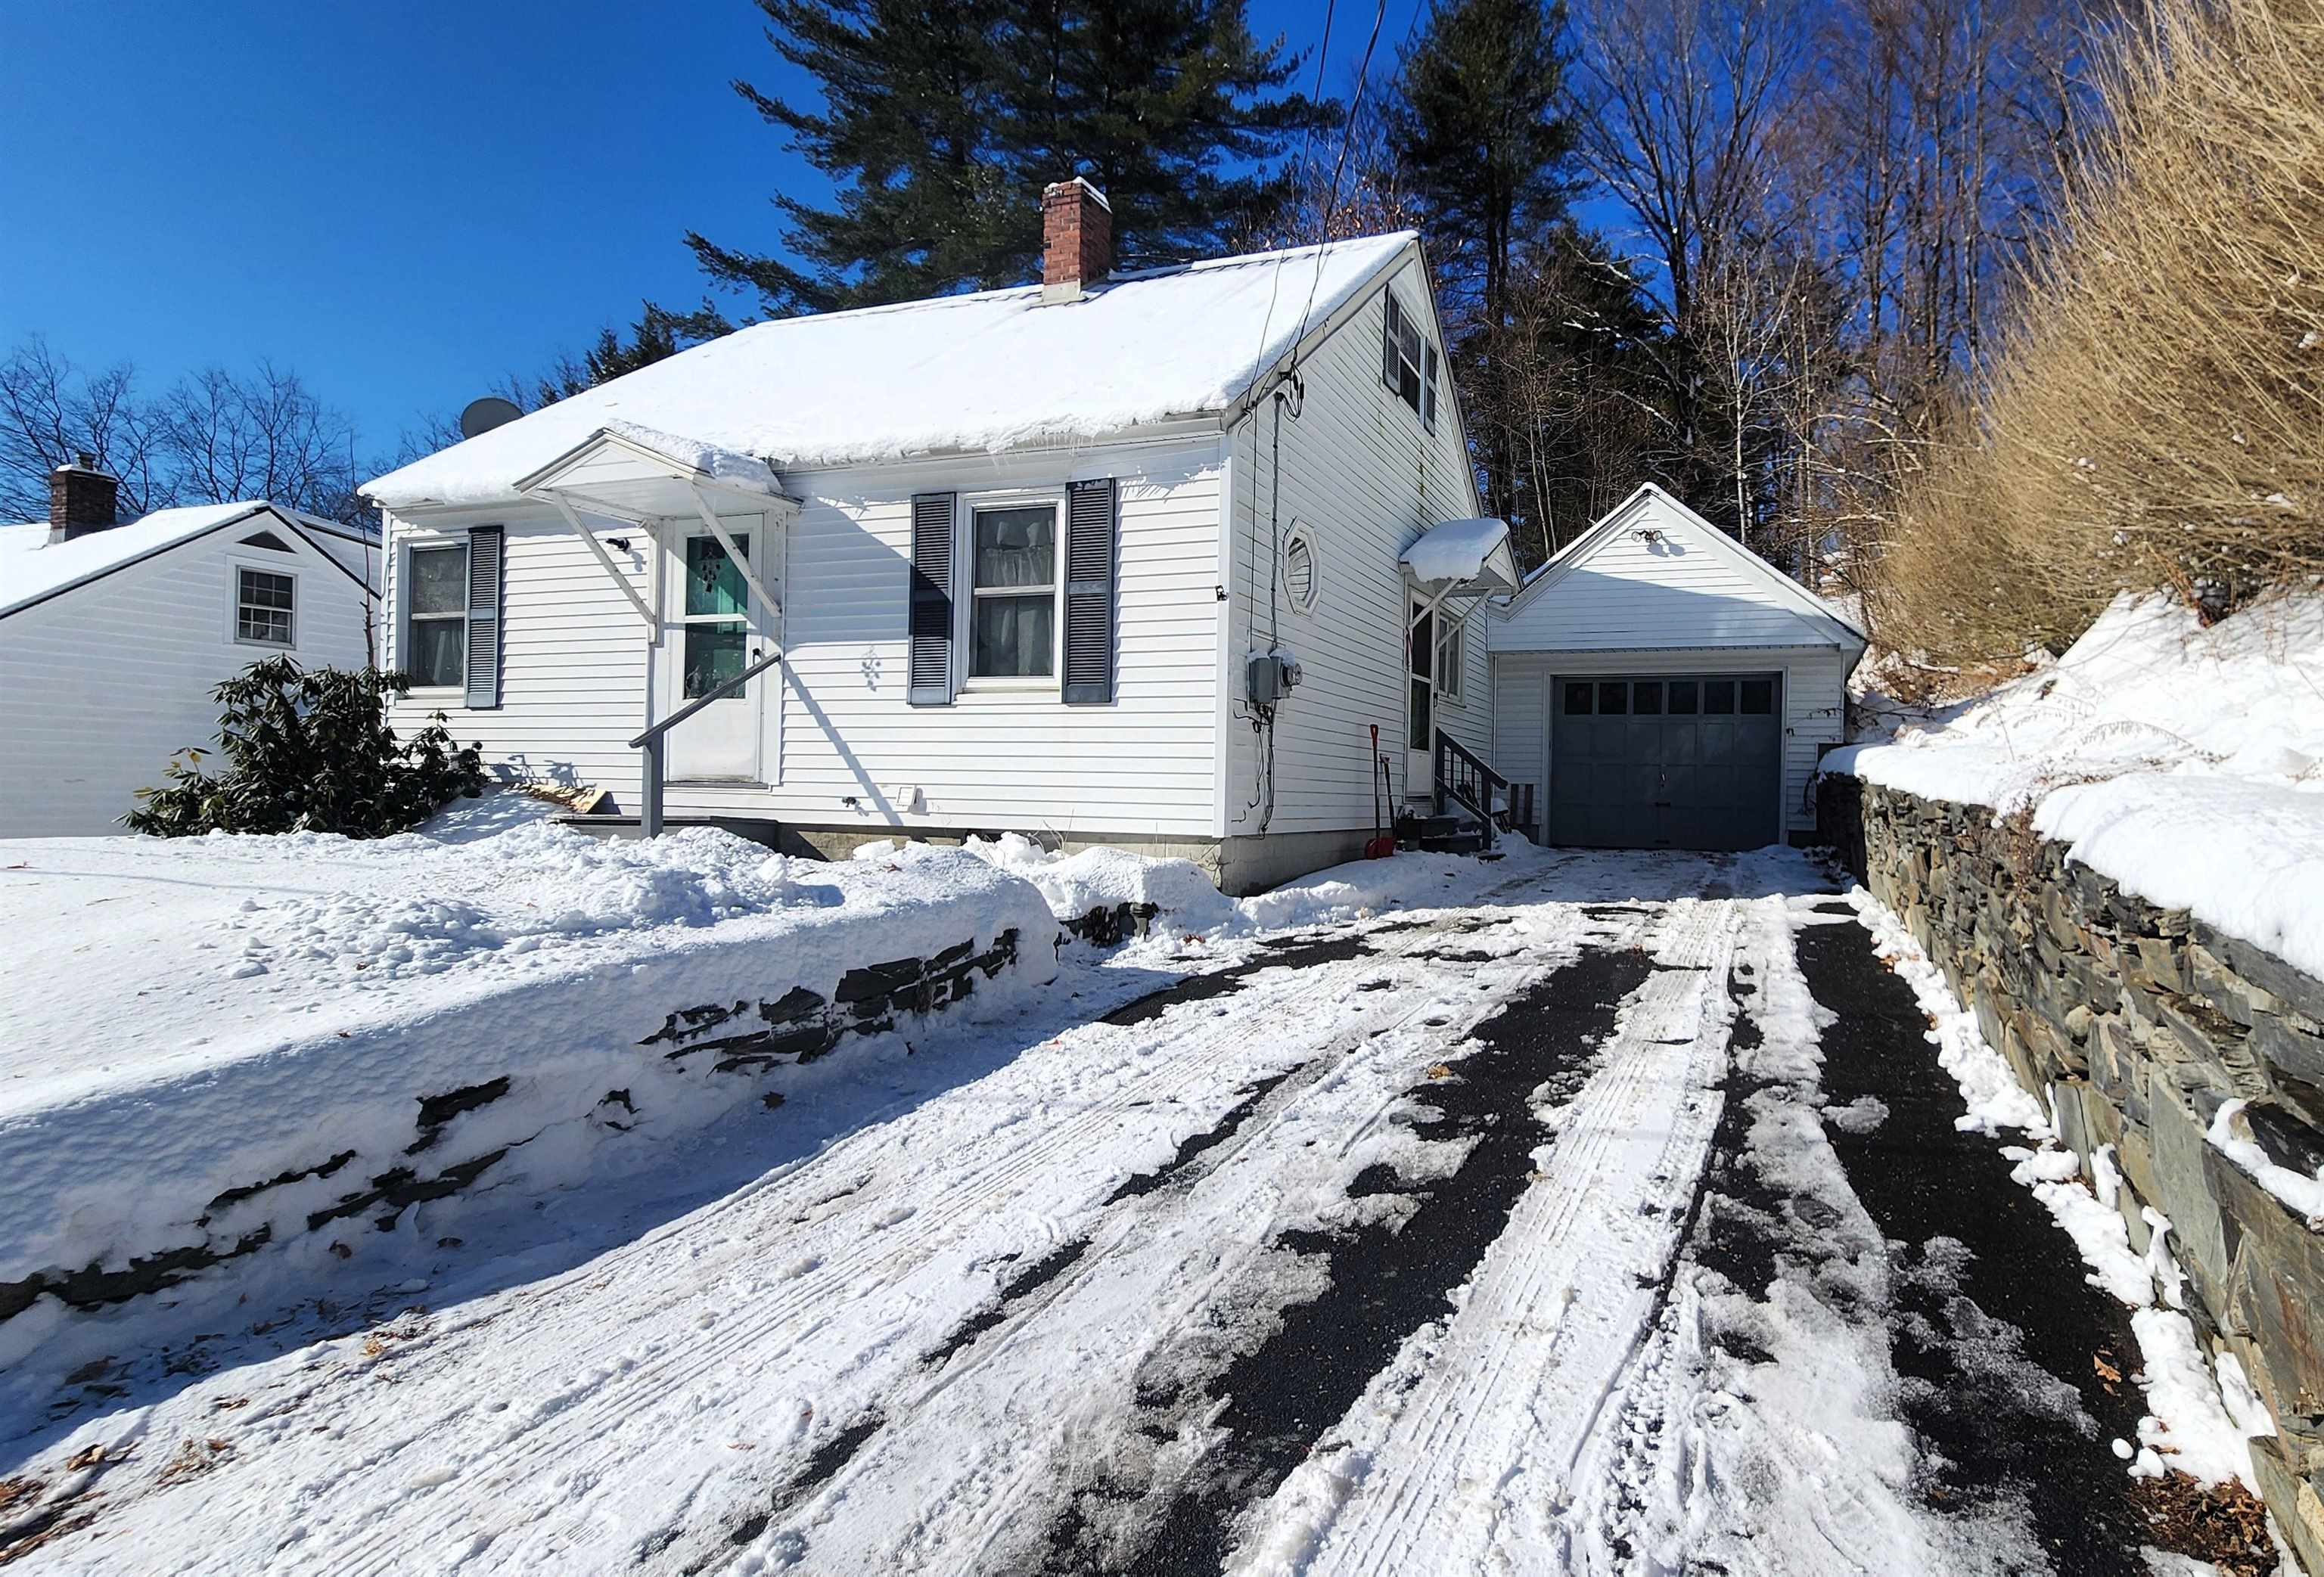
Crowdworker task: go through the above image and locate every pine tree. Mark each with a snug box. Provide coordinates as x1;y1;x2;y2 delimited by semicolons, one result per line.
688;0;1019;315
687;0;1324;315
1000;0;1323;269
1386;0;1578;331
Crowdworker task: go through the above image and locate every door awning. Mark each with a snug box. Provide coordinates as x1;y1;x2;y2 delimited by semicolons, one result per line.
514;423;794;635
1401;516;1521;597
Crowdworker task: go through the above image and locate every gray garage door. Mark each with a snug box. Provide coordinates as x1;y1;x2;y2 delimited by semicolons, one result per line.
1549;674;1782;850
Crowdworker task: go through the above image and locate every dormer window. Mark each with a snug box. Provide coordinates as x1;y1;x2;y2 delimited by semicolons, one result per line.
1383;291;1440;431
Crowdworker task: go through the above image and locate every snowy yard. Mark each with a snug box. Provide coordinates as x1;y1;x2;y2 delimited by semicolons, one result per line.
0;819;2273;1574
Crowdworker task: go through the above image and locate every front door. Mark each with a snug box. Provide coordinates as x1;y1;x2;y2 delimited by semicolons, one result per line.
663;526;766;782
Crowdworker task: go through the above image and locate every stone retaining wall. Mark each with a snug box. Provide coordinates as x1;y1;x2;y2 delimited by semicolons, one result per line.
1821;775;2324;1570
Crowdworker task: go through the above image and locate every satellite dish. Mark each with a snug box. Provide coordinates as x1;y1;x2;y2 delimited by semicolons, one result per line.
458;396;524;439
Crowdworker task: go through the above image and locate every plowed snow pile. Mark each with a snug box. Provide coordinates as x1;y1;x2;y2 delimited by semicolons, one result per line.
1826;590;2324;976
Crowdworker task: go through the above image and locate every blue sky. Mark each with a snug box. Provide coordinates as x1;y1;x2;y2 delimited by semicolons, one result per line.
2;2;1437;464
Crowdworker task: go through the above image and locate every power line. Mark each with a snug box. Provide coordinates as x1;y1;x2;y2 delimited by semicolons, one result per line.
1288;0;1392;362
1249;0;1339;380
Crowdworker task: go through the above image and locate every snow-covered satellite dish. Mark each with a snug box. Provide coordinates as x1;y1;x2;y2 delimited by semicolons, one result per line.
458;396;524;439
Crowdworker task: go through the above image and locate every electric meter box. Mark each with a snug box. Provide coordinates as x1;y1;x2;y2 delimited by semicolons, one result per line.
1246;650;1304;703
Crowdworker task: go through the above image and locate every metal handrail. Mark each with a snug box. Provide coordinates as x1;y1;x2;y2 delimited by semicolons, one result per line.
629;647;783;837
1433;728;1508;852
629;647;783;749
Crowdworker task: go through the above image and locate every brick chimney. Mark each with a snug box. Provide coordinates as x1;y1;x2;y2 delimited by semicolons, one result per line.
48;453;120;542
1041;178;1112;303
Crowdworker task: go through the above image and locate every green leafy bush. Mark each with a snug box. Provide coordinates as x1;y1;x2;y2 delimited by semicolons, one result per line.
126;658;485;838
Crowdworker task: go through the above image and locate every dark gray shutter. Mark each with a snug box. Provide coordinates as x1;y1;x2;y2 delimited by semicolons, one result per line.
907;492;956;705
1423;342;1440;430
1062;477;1117;705
1383;293;1403;390
463;524;504;709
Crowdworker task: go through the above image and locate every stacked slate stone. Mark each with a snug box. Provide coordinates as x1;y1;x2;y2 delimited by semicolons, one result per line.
1819;776;2324;1572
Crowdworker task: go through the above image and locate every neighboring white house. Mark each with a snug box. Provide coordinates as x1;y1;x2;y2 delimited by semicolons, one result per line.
362;183;1514;893
0;459;380;837
1489;484;1867;851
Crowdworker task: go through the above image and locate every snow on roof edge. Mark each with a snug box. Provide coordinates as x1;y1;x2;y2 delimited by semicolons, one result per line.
365;231;1418;511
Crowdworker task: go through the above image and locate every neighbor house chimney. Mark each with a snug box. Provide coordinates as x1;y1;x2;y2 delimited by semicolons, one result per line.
48;453;120;542
1041;178;1112;303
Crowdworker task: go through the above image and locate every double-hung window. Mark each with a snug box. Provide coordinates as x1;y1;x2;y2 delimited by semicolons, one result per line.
968;501;1058;681
1435;619;1464;703
1383;292;1440;430
405;542;468;688
235;567;295;647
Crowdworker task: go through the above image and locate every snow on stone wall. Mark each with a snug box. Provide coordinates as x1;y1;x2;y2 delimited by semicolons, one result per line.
1822;775;2324;1572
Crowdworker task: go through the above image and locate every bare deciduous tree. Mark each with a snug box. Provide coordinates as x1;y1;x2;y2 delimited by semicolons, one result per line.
1;337;368;526
0;337;173;520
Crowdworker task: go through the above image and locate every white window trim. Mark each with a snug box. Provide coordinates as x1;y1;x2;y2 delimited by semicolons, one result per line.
956;487;1067;694
1281;521;1320;616
226;557;300;651
1436;616;1466;706
401;537;469;696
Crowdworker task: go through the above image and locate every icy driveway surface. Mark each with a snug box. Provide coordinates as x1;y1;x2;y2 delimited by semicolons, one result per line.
2;849;2173;1575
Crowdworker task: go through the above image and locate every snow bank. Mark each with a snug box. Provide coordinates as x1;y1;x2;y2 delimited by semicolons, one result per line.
0;812;1058;1355
1828;591;2324;977
1237;840;1555;931
856;832;1241;938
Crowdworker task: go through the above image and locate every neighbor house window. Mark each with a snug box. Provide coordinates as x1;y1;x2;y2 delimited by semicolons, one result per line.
1384;292;1440;430
405;543;468;688
969;501;1057;679
235;567;295;647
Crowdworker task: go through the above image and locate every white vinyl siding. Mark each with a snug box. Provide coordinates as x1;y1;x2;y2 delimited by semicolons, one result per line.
1495;490;1858;653
0;516;373;837
384;502;656;806
386;433;1223;837
1224;250;1491;835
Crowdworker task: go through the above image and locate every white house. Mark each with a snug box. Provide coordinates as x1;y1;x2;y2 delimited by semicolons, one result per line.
1489;484;1866;851
0;460;380;837
364;183;1515;893
362;184;1859;892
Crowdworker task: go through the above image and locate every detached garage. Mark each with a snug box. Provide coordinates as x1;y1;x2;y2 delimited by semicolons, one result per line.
1488;486;1866;851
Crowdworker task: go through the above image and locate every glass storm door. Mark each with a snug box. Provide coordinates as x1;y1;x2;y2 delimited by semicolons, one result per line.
664;528;764;782
1407;598;1436;795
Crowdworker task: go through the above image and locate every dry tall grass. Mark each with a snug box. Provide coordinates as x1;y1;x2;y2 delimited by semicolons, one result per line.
1872;0;2324;663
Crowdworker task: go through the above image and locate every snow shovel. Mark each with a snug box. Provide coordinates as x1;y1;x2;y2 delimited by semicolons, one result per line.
1366;725;1396;859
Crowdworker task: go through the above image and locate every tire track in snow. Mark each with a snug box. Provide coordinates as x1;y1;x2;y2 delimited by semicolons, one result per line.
309;919;1509;1574
651;898;1618;1575
1228;897;1741;1575
294;880;1570;1576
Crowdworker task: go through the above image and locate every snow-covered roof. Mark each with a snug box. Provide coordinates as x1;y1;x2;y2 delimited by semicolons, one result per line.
0;501;373;617
592;421;783;495
366;231;1419;511
1402;517;1518;589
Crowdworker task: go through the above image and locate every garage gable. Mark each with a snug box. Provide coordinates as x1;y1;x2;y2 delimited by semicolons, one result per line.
1492;485;1864;657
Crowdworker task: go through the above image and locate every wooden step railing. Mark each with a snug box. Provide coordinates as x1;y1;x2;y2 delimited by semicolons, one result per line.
1432;728;1508;852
